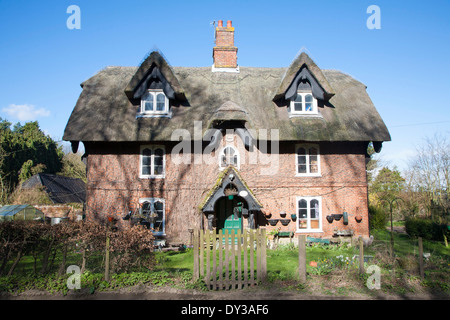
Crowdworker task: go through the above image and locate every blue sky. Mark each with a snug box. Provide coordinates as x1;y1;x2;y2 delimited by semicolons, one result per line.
0;0;449;172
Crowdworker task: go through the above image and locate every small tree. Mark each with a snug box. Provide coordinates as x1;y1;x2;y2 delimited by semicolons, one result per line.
370;167;405;257
407;134;449;219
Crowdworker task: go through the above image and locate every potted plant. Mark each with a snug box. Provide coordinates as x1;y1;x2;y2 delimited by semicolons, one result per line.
299;219;307;228
267;229;279;240
148;212;158;224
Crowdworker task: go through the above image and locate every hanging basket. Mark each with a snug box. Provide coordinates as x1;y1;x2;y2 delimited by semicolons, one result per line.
280;219;290;226
268;219;279;226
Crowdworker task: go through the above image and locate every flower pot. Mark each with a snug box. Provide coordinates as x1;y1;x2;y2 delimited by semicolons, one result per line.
265;213;272;219
130;217;142;226
291;214;297;221
268;219;279;226
280;219;290;226
280;211;286;218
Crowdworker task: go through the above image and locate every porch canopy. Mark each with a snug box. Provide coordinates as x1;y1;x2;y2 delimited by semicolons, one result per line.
201;167;262;213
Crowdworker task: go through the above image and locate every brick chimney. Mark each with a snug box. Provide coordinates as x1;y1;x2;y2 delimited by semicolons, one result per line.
213;20;238;71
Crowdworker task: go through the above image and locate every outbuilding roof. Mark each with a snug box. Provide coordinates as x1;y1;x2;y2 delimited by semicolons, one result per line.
21;173;86;204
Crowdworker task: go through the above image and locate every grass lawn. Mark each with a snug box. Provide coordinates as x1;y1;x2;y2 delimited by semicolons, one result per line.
149;229;449;295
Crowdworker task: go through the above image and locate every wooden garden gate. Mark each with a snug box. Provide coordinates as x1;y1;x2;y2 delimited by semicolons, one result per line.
193;229;267;290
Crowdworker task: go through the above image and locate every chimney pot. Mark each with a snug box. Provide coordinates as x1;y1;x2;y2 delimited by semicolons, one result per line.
227;20;232;27
218;20;223;27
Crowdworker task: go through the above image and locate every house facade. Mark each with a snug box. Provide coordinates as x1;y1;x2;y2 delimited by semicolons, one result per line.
63;21;390;244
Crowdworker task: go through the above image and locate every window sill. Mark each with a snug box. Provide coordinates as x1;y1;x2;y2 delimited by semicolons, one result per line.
140;175;165;179
295;173;321;177
295;230;323;233
152;232;166;237
289;113;323;119
137;112;172;119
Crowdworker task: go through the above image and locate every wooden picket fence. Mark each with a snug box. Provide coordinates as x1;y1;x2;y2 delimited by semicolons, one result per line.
193;229;267;290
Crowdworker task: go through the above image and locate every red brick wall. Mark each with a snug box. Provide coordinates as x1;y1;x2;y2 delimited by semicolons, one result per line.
84;137;370;244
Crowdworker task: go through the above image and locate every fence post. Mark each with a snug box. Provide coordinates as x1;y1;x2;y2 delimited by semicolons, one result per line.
237;229;242;289
298;235;306;283
261;228;267;283
105;233;110;281
218;229;223;289
359;236;364;274
418;237;424;279
231;230;236;289
256;229;261;284
249;230;254;285
212;230;217;290
205;230;211;288
193;229;199;281
243;229;248;288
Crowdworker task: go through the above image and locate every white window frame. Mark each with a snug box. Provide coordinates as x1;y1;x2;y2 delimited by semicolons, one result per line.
219;145;240;170
289;91;318;115
296;196;323;233
140;145;166;179
295;144;321;177
140;89;170;116
139;198;165;236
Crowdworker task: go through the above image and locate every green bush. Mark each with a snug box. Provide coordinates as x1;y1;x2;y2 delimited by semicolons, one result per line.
368;205;388;231
405;218;449;241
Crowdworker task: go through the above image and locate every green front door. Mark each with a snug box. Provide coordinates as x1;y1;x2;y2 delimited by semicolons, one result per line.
216;196;242;234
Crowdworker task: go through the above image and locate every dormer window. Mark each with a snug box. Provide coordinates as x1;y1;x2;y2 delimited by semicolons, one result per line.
289;91;318;115
140;90;169;116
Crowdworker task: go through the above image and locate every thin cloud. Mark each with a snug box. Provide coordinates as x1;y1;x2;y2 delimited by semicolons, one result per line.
2;104;51;121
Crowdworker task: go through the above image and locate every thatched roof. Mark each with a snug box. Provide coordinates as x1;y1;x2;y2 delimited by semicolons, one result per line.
63;52;390;143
